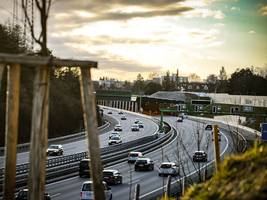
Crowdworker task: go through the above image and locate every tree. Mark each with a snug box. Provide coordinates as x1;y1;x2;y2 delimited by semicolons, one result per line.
0;24;28;53
188;73;201;82
148;72;158;80
144;82;162;95
206;74;218;84
132;73;145;93
228;67;267;95
219;66;227;80
162;71;171;91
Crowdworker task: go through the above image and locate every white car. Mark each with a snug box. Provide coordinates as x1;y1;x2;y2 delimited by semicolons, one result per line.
128;151;143;163
46;144;63;156
109;132;120;139
114;125;122;131
158;162;179;176
108;136;122;145
80;181;112;200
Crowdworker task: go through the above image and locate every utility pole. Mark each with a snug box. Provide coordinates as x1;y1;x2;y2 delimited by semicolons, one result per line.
213;125;221;172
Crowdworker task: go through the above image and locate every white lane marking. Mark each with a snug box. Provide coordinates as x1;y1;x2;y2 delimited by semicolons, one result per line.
140;130;229;199
129;179;141;185
51;193;61;198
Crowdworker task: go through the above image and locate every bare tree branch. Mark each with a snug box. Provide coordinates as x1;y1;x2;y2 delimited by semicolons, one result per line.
46;0;52;19
35;0;42;11
21;0;42;46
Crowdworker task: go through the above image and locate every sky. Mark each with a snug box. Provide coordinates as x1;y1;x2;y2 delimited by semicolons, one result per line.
1;0;267;81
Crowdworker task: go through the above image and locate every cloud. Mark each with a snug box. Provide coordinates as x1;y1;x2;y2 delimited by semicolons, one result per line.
259;5;267;16
231;6;240;11
183;8;225;19
248;30;256;34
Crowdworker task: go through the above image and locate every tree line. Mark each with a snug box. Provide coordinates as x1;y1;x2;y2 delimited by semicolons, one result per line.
132;66;267;96
0;24;102;146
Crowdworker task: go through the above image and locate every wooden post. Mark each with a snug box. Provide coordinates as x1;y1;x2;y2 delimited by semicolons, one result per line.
213;125;221;172
134;184;140;200
165;175;171;199
4;64;21;200
0;64;5;90
79;67;105;200
28;66;50;200
181;177;185;196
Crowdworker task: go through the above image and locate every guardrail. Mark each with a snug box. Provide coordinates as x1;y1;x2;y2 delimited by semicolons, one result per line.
0;120;110;156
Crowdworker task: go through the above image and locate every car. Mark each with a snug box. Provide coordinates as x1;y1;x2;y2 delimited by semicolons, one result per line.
107;111;113;114
131;124;140;131
205;124;213;131
128;151;143;163
137;121;144;128
16;189;51;200
193;151;207;162
114;124;122;131
79;159;90;177
212;131;222;141
120;115;127;120
108;136;122;145
118;111;124;114
134;118;140;124
177;117;183;122
134;157;154;171
109;132;120;139
46;144;63;156
158;162;179;176
80;181;112;200
103;169;122;185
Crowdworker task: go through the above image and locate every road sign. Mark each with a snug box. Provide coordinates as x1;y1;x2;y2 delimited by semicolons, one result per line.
261;123;267;141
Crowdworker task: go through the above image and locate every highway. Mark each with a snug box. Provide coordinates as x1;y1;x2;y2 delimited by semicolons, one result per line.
45;116;233;200
0;108;158;168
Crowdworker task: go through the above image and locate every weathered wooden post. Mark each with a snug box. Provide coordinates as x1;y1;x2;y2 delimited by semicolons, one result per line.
165;175;171;199
3;64;21;200
79;67;105;200
134;184;140;200
213;125;221;172
0;64;5;89
28;65;50;200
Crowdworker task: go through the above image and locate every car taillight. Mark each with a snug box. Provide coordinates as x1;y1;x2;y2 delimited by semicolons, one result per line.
80;192;82;197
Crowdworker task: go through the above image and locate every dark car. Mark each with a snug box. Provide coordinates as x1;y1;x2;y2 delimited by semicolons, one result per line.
120;115;127;120
193;151;207;162
107;111;113;114
205;124;213;131
16;189;51;200
177;117;183;122
79;159;91;177
118;111;124;114
137;121;144;128
131;124;140;131
103;169;122;185
134;158;154;171
46;144;63;156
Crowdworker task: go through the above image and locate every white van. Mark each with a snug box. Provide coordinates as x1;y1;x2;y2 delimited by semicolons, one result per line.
80;181;112;200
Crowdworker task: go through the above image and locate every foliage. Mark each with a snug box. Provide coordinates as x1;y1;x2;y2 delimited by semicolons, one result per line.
182;144;267;200
0;24;28;54
188;73;201;82
132;73;145;93
219;66;227;80
144;82;162;95
162;71;176;91
228;67;267;95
